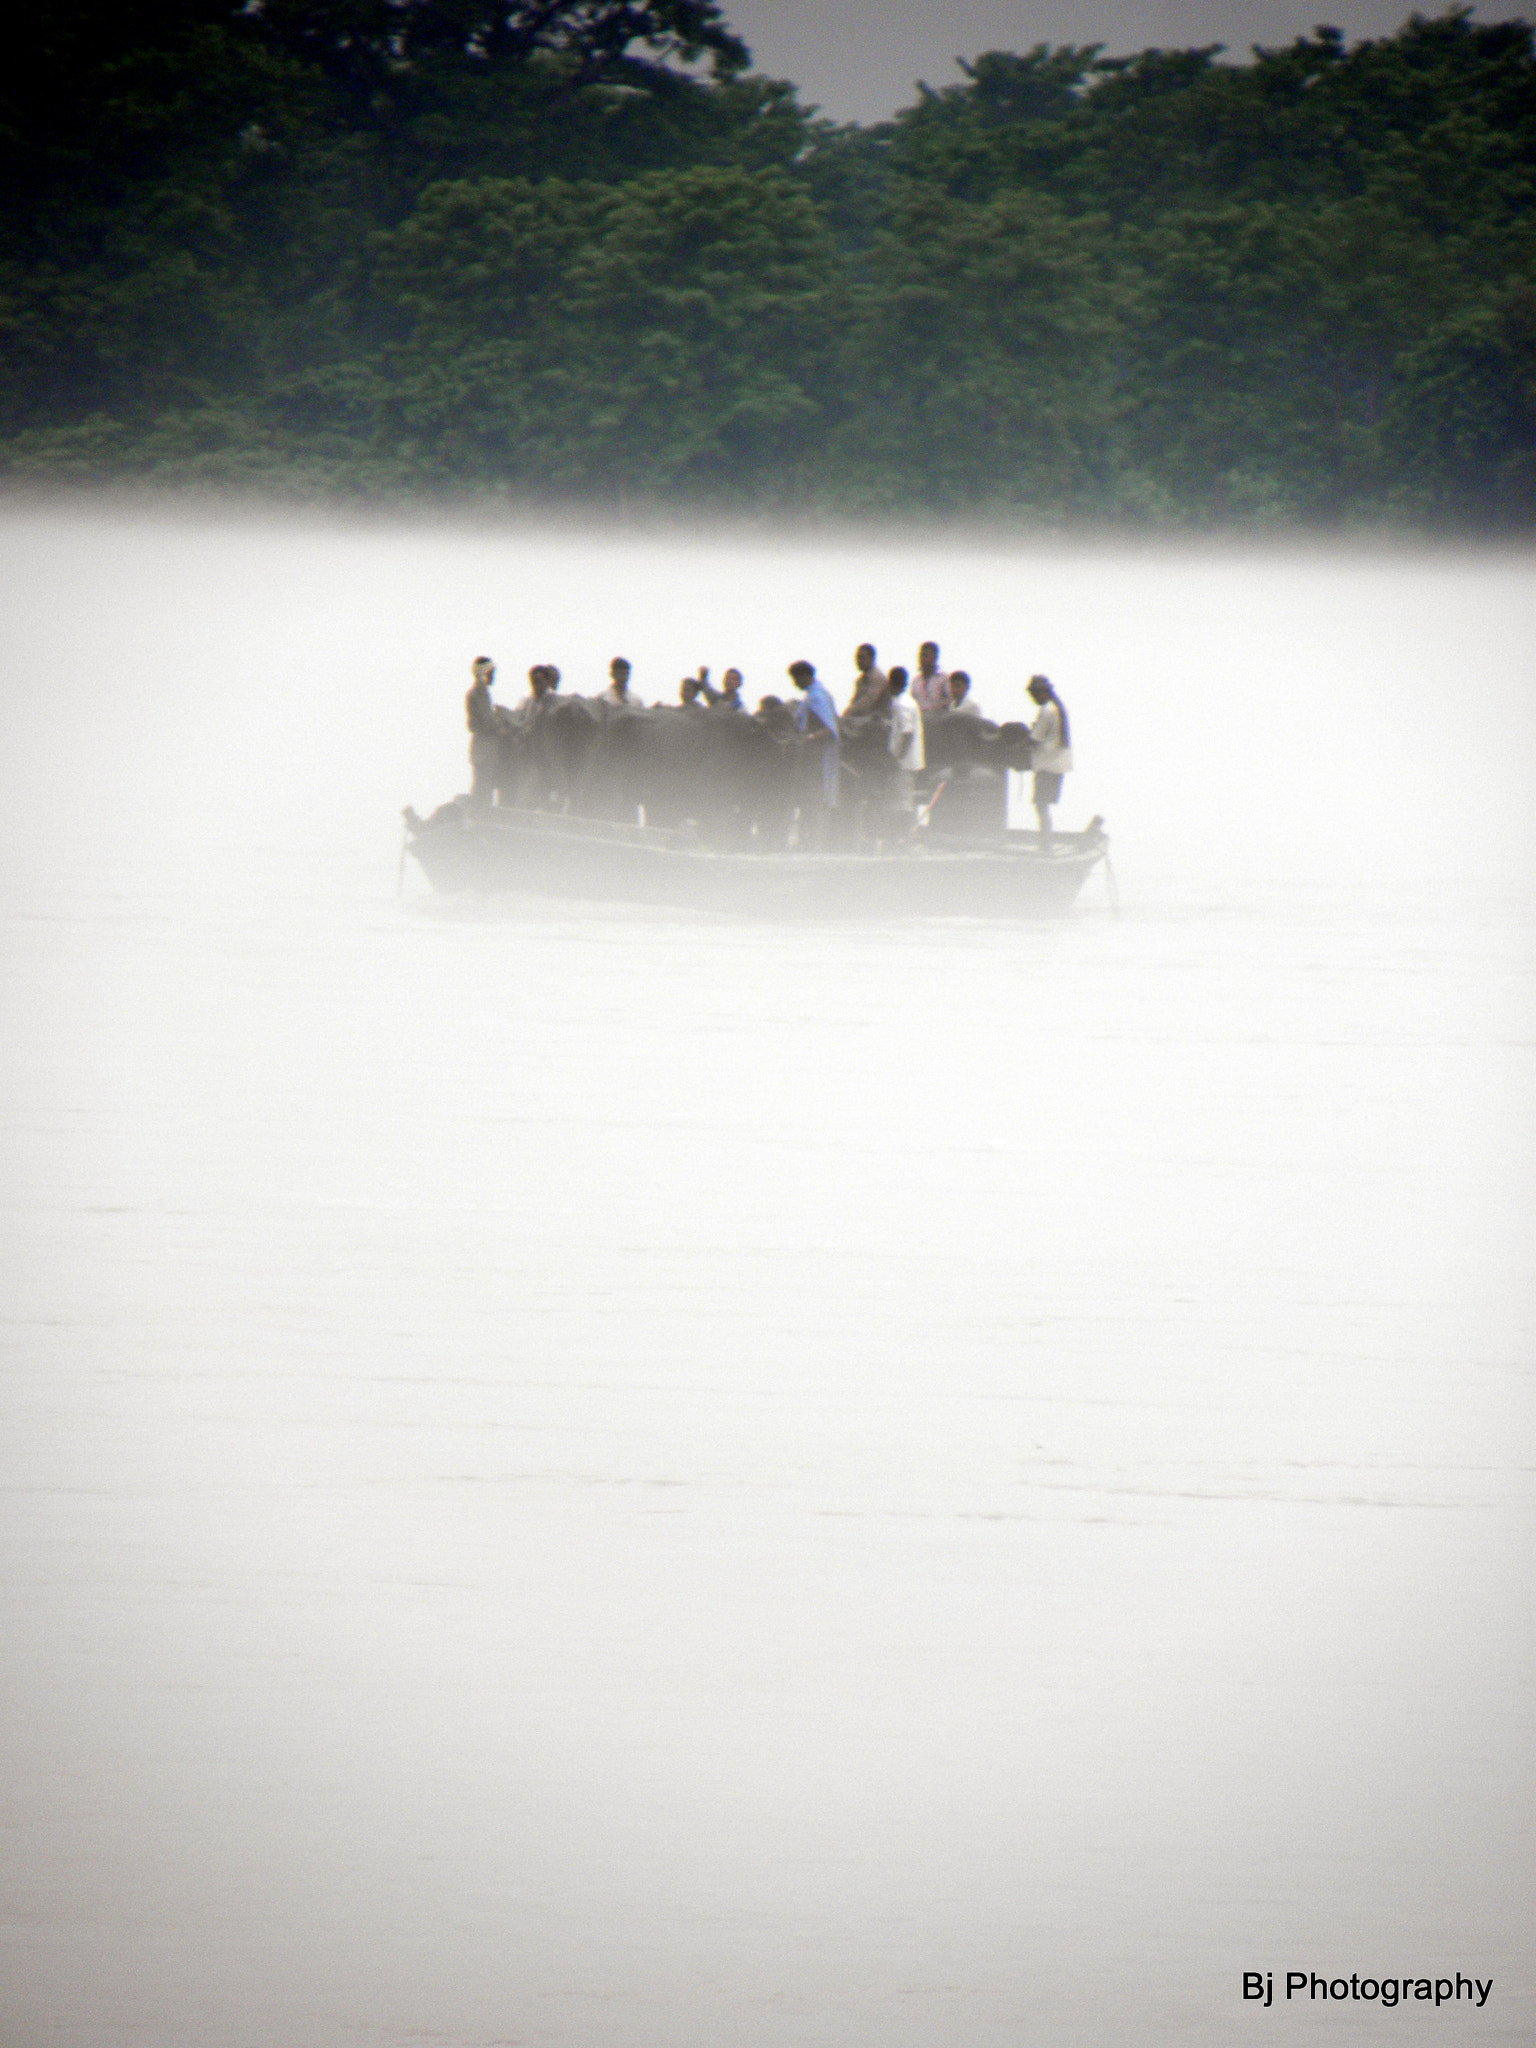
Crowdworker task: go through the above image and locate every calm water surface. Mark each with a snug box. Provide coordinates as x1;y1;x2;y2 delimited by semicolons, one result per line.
1;505;1531;2045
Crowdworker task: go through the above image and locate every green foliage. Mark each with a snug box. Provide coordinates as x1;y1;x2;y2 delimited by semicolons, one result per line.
1385;283;1536;520
1;1;1533;527
372;166;837;492
1119;195;1463;518
828;183;1123;512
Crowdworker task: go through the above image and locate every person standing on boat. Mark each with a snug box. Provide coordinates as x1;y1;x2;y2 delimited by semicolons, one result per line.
887;666;925;828
844;643;888;718
789;659;840;841
506;664;550;724
1026;674;1073;842
602;657;643;710
701;667;746;712
948;671;981;715
496;665;553;806
912;642;950;716
466;655;499;806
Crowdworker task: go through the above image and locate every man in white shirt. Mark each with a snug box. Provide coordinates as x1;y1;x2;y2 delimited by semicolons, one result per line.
947;670;982;716
887;666;924;831
1026;674;1073;842
601;656;643;709
505;663;555;723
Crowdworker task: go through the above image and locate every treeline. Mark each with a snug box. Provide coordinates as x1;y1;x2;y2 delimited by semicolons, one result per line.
3;1;1534;526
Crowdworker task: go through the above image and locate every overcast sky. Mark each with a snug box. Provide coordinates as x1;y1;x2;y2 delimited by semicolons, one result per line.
723;0;1532;122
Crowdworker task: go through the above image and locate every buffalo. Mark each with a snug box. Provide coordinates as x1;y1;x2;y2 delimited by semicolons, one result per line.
481;697;1036;848
487;695;812;847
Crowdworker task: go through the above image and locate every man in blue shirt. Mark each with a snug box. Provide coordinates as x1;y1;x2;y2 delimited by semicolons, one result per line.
788;659;840;841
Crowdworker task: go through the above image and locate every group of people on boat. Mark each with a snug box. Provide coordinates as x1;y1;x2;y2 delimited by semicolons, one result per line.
462;640;1075;846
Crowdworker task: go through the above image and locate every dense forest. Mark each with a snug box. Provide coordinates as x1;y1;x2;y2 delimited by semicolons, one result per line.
3;1;1534;526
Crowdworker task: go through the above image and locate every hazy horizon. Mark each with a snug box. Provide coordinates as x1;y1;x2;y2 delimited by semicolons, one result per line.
1;497;1530;2046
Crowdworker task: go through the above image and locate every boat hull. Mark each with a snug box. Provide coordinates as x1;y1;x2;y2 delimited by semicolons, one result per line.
403;805;1109;918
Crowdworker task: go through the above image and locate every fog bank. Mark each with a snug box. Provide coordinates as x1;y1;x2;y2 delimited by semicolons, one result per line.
1;502;1531;2046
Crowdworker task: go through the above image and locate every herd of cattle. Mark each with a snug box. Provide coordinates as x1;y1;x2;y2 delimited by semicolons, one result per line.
459;692;1039;847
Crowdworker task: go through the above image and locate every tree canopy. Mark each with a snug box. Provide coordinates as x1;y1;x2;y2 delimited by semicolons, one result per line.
2;2;1532;526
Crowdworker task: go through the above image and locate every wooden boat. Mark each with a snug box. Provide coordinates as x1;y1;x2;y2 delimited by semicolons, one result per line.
401;801;1110;917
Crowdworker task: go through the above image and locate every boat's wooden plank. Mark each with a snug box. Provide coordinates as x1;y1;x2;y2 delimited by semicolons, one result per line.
403;805;1107;917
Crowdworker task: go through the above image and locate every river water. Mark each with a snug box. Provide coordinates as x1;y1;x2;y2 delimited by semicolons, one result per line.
1;500;1531;2045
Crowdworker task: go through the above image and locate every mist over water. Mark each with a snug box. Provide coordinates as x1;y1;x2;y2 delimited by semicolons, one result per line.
2;498;1531;2045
